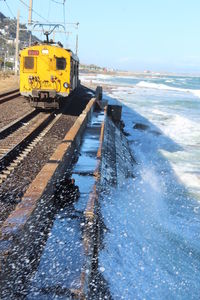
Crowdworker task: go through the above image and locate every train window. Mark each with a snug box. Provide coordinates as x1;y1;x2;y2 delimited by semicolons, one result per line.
56;57;66;70
24;56;34;69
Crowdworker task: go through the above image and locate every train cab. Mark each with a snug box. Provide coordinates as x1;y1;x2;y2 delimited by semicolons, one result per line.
20;43;79;109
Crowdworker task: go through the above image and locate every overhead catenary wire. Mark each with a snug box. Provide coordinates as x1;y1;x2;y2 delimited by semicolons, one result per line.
17;0;49;23
4;0;15;19
2;0;75;49
47;0;51;20
0;2;15;45
63;0;66;27
47;0;69;47
3;0;19;30
4;1;25;28
51;0;63;5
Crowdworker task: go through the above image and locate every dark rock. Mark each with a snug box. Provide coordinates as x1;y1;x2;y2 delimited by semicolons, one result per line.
133;123;149;131
0;12;6;20
54;177;80;206
150;130;162;136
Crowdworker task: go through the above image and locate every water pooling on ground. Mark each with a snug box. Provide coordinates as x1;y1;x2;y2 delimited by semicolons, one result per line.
26;111;104;299
81;74;200;299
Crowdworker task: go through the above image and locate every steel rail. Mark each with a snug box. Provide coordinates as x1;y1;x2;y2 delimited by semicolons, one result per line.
0;111;56;175
0;109;38;140
0;89;20;104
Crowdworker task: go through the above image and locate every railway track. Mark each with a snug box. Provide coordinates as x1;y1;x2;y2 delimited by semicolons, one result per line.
0;109;37;139
0;98;105;299
0;110;61;184
0;88;20;104
0;87;123;299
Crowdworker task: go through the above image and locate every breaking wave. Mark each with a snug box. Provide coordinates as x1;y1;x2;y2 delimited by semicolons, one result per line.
136;81;200;98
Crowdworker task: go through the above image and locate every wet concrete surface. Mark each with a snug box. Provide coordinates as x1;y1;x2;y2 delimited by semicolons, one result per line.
25;111;105;299
27;210;85;298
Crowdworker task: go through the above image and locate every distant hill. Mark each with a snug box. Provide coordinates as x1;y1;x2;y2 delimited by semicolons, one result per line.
0;12;6;21
0;11;40;59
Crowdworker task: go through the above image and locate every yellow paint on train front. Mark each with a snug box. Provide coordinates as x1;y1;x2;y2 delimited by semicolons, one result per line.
20;44;72;96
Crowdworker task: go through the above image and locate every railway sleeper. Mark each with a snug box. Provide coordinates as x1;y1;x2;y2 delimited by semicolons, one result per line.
0;91;20;105
0;112;61;185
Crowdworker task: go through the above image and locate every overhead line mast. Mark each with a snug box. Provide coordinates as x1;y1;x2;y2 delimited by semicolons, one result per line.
28;0;33;45
15;10;20;75
28;0;33;25
18;0;48;22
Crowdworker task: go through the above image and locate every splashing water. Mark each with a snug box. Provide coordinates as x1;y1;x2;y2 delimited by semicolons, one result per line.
80;73;200;299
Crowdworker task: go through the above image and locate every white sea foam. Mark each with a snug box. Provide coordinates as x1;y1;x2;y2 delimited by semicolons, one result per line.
190;89;200;97
80;74;113;80
96;74;113;79
79;75;96;82
152;109;169;116
100;76;200;298
136;81;200;98
175;168;200;190
80;74;117;86
165;80;174;83
112;86;135;93
162;114;200;143
136;81;182;91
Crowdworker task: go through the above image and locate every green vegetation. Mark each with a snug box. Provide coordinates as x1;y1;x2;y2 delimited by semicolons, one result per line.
5;61;13;69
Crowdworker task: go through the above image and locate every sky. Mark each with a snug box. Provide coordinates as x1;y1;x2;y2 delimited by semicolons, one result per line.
1;0;200;73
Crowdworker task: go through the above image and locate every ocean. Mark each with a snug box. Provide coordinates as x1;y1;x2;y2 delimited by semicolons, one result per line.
81;73;200;299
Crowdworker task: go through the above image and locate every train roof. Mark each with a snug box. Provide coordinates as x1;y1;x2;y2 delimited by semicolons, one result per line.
20;42;79;62
65;49;79;62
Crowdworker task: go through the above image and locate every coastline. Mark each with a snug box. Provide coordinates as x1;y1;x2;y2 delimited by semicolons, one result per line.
79;69;200;78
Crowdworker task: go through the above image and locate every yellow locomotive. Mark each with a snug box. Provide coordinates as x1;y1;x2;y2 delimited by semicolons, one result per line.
20;42;79;109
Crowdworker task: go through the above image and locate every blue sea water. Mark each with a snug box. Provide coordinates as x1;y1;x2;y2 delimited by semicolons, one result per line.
81;73;200;299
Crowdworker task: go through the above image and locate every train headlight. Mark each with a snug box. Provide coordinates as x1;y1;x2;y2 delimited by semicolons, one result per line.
63;82;69;88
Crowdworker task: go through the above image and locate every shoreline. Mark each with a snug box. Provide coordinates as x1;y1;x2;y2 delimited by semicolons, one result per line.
80;73;200;100
81;80;122;96
80;69;200;78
